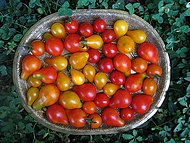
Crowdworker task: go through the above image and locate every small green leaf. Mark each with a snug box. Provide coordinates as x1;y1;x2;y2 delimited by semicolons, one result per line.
186;84;190;93
122;134;134;140
125;3;134;15
13;34;23;42
58;1;73;16
25;123;34;133
174;123;183;132
0;65;7;76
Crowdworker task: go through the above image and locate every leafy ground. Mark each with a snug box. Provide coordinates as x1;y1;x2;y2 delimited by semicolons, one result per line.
0;0;190;143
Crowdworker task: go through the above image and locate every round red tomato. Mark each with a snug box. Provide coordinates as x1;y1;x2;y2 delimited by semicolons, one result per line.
82;101;96;114
46;104;68;125
131;94;153;114
120;108;134;121
63;34;80;53
98;58;114;73
110;71;125;86
31;40;45;56
142;78;157;95
87;48;100;63
113;53;131;74
102;29;116;43
94;93;109;108
78;22;93;37
45;37;64;56
146;64;162;78
88;113;102;129
93;18;106;33
102;43;117;58
65;19;78;34
131;57;148;73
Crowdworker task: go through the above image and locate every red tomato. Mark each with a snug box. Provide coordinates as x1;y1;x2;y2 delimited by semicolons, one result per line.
131;57;148;73
146;64;162;78
31;40;45;56
87;48;100;63
33;66;57;84
98;58;114;73
78;22;93;37
120;108;134;121
113;53;131;74
46;104;68;125
45;36;64;56
138;42;159;64
102;43;118;58
110;71;125;86
94;93;109;108
101;107;124;127
66;108;87;128
82;101;96;114
63;34;80;53
102;29;116;43
72;83;97;101
65;19;78;34
109;89;132;108
93;18;106;33
131;94;154;114
142;78;157;95
88;113;102;129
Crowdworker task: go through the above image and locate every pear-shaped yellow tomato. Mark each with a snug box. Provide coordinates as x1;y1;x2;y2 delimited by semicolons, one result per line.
117;36;135;54
70;69;85;85
59;91;82;109
114;20;128;39
94;72;108;90
86;35;103;49
43;32;53;40
69;52;89;70
83;64;96;82
44;56;68;71
103;83;119;97
127;29;146;44
28;75;42;87
51;22;66;39
56;72;70;91
27;87;39;106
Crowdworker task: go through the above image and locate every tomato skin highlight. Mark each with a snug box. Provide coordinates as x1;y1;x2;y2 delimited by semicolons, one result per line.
102;29;116;43
93;18;106;33
79;22;93;37
120;108;135;121
102;43;118;58
98;58;114;73
31;40;45;56
65;19;78;34
110;71;126;86
94;93;110;108
63;34;80;53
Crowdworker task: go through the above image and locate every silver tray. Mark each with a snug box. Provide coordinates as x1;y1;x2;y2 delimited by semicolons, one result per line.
13;9;171;135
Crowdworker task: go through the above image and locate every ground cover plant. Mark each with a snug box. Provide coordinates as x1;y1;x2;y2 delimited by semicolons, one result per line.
0;0;190;142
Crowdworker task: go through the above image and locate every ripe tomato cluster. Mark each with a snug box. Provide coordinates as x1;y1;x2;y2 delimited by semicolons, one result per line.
21;18;162;128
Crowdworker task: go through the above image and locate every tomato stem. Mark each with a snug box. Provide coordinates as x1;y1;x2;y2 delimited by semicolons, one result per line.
66;17;71;24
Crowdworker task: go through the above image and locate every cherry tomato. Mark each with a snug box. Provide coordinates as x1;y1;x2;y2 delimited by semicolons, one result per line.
33;66;57;84
31;40;45;56
101;107;124;127
65;19;78;34
114;20;128;39
82;101;96;114
102;29;116;43
117;36;135;54
70;69;85;85
146;64;162;78
131;57;148;73
28;75;42;87
66;108;87;128
73;83;97;101
142;78;157;95
63;34;80;53
27;87;39;106
102;43;118;58
98;58;114;73
78;22;93;37
88;113;102;129
138;41;159;64
32;84;60;110
93;18;106;33
120;108;134;121
83;64;96;82
113;53;131;74
131;94;153;114
94;72;108;90
103;83;119;97
46;104;68;125
127;29;146;44
109;89;132;108
56;72;70;91
21;55;42;80
59;91;82;109
94;93;110;108
87;48;100;63
50;22;66;39
86;35;103;49
45;36;64;56
43;32;53;40
110;71;125;86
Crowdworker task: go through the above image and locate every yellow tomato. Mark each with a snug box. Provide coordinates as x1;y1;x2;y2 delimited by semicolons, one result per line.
114;20;128;39
83;64;96;82
43;32;53;40
86;35;103;49
103;83;119;97
94;72;108;90
50;22;66;39
28;76;42;87
117;36;135;54
27;87;39;106
56;72;70;91
70;69;85;85
127;29;146;44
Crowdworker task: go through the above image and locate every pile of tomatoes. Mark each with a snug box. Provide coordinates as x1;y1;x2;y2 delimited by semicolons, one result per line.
21;18;162;128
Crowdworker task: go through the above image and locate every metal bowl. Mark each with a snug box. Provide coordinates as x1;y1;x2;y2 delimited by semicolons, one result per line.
13;9;171;135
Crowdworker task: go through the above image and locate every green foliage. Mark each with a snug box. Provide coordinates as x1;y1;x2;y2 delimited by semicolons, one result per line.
0;0;190;142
